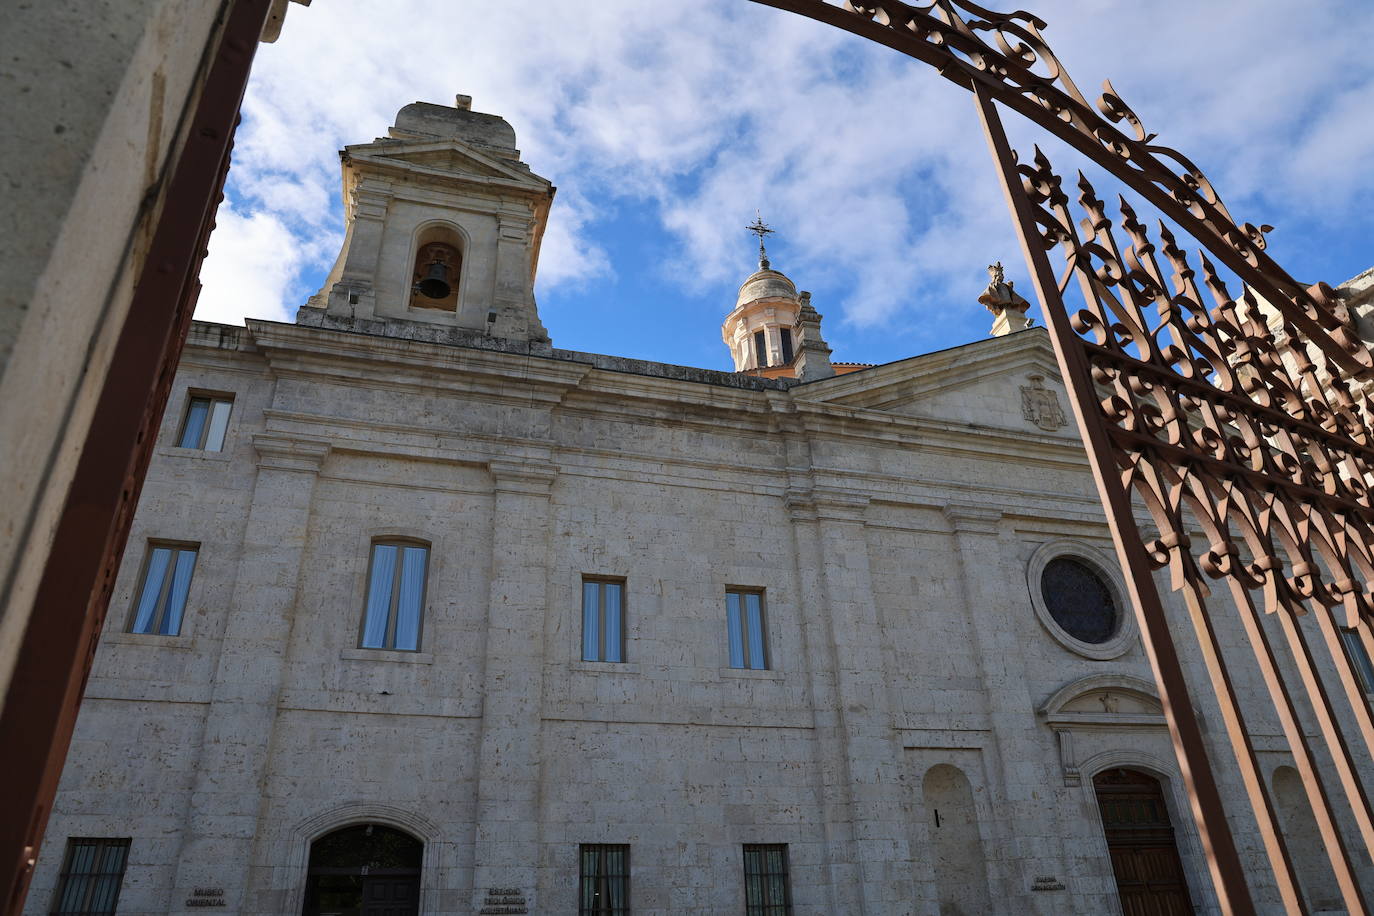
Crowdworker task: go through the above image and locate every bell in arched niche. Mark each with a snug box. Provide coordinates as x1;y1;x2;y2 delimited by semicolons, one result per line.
409;241;461;312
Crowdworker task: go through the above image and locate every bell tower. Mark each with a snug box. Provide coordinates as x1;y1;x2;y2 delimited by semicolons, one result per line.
301;95;553;342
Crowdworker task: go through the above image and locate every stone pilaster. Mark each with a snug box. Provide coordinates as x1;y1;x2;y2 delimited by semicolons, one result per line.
470;459;556;912
942;503;1066;912
169;435;330;916
323;181;392;318
487;213;548;343
792;488;913;911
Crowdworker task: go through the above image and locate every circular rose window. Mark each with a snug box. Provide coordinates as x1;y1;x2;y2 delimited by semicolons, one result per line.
1027;541;1135;659
1040;557;1119;644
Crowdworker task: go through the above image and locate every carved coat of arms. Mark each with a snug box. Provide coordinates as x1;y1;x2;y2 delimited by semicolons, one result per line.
1021;375;1067;431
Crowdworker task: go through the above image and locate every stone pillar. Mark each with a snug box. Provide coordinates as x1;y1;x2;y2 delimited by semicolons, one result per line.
470;459;556;913
169;435;330;916
797;488;913;910
942;504;1067;913
322;181;392;318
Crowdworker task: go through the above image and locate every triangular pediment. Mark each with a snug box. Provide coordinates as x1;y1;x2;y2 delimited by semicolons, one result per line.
794;329;1078;438
346;138;551;191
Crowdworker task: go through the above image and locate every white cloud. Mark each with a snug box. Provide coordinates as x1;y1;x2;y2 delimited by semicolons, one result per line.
195;202;307;325
205;0;1374;345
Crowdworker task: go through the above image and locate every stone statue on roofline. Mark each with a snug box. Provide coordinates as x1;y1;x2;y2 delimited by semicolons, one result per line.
979;261;1034;336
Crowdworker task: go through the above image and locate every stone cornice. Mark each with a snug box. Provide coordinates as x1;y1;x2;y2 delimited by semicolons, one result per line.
786;487;869;524
942;503;1004;535
489;459;557;496
252;435;331;473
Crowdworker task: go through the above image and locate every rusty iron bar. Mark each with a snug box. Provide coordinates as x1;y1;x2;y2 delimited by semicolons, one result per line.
0;2;271;913
971;82;1259;914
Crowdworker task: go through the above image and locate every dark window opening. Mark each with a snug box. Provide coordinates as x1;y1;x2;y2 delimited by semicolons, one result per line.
1041;556;1118;644
50;838;129;916
754;330;767;368
780;328;793;364
579;844;629;915
1340;628;1374;694
743;844;792;915
303;824;422;916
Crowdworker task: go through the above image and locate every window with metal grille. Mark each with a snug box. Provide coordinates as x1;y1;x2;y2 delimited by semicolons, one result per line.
726;588;768;670
50;838;130;916
582;578;626;662
579;844;629;915
176;394;233;451
360;540;429;651
743;844;791;915
128;544;198;636
1340;629;1374;694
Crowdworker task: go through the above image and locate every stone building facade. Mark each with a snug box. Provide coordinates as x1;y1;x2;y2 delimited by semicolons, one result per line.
24;99;1374;916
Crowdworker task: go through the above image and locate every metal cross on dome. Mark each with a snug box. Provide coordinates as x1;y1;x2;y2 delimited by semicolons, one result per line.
746;211;774;269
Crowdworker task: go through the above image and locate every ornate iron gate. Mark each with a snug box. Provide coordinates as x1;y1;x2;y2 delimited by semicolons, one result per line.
752;1;1374;912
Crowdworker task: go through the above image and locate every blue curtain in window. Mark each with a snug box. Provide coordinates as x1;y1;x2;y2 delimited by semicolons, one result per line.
583;581;600;661
131;548;173;634
606;845;626;910
163;549;197;635
89;844;128;915
745;593;765;669
604;583;622;663
204;399;232;451
362;544;397;648
580;846;599;911
178;398;209;448
394;546;427;650
727;592;745;668
56;843;97;914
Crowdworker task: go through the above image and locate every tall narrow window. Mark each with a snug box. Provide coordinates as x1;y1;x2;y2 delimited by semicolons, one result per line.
742;844;791;915
1340;628;1374;695
177;394;233;451
754;330;768;368
726;588;768;670
50;838;130;916
779;328;794;364
361;541;429;651
582;578;625;662
579;844;629;915
128;544;197;636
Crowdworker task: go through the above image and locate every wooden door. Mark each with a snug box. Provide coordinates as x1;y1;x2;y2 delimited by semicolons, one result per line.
1094;768;1194;915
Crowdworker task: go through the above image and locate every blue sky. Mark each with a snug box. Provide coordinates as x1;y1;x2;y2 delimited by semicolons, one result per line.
198;0;1374;373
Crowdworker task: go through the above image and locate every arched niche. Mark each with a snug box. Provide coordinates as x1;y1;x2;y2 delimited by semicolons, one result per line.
407;223;464;313
1271;765;1342;911
921;763;991;915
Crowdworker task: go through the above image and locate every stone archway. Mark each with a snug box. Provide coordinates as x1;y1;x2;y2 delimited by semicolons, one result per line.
301;824;421;916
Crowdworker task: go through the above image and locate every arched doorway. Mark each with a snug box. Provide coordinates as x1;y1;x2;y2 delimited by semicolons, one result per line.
303;824;422;916
1093;768;1192;914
